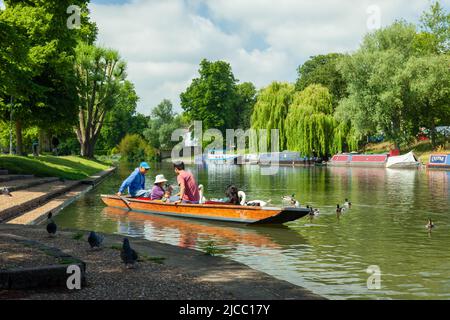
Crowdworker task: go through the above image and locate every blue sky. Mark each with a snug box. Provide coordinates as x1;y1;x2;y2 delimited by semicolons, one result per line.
2;0;449;114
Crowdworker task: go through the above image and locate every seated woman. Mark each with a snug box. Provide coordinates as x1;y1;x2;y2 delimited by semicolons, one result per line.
150;174;172;201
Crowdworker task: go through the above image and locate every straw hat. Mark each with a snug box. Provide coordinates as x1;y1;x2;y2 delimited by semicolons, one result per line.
154;174;168;184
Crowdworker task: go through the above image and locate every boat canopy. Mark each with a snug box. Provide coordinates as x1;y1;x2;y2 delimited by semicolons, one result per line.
386;151;419;168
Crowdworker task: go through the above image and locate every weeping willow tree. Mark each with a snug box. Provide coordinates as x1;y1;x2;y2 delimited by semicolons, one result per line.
286;84;338;156
333;121;359;153
250;82;294;151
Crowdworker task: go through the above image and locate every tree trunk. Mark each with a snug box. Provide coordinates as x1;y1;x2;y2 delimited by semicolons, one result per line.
39;129;52;153
80;138;95;158
15;120;23;156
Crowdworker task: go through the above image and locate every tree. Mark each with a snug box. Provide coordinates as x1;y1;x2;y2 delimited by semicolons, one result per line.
180;59;238;133
336;22;421;150
295;53;347;104
74;43;130;158
251;82;294;151
143;99;187;152
95;81;142;154
420;0;450;53
285;84;338;157
235;82;257;129
0;0;96;155
402;54;450;147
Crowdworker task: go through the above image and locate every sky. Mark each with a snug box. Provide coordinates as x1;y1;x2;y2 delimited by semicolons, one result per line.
2;0;449;114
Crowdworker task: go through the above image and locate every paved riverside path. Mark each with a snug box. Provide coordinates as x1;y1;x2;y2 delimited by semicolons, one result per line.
0;224;324;300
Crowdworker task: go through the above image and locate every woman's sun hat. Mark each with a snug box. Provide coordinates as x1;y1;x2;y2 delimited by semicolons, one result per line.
154;174;168;184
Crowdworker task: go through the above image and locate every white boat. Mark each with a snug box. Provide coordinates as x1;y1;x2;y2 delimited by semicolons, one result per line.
386;151;420;168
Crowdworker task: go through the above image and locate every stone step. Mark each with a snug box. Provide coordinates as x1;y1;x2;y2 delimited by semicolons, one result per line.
0;175;34;183
0;170;8;175
7;184;92;225
0;180;82;223
1;177;60;192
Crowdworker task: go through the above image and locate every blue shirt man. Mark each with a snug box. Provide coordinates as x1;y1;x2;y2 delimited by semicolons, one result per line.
117;162;151;197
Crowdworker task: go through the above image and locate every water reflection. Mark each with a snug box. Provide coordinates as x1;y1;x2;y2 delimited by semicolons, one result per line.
102;206;307;250
55;163;450;299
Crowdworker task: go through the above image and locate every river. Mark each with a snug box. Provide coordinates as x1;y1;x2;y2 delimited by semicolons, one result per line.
55;162;450;299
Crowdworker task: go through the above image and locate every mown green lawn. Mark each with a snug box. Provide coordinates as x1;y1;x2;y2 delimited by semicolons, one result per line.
0;155;111;180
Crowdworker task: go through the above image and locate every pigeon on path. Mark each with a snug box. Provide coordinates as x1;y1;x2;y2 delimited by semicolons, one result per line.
121;238;138;268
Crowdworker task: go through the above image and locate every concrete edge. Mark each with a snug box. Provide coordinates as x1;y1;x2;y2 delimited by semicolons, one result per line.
0;233;86;290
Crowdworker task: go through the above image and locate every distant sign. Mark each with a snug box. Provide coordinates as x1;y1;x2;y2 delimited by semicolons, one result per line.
430;155;447;164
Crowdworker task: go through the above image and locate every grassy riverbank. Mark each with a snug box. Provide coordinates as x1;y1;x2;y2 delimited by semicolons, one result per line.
363;140;450;164
0;155;111;180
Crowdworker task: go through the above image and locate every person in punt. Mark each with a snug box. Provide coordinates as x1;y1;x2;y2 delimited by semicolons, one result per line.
116;162;151;198
150;174;173;202
172;161;200;204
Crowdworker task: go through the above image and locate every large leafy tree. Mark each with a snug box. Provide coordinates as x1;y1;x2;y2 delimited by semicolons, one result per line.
180;59;238;133
336;22;422;150
286;84;338;157
295;53;347;105
0;0;96;155
401;55;450;147
251;82;294;151
75;43;129;158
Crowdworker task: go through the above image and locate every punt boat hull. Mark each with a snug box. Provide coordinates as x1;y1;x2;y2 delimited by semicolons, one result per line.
100;195;309;225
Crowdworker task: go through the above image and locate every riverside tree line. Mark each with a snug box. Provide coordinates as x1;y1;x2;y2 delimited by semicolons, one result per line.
1;1;449;160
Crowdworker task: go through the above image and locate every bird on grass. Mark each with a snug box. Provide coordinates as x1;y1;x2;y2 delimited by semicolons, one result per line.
88;231;104;249
344;199;352;208
426;218;435;230
121;238;138;268
1;187;12;197
46;211;57;237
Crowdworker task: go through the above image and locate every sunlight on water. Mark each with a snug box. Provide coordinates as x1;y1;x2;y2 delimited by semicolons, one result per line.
55;163;450;299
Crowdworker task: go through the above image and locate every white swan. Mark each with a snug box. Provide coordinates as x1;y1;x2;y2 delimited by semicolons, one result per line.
238;191;270;207
198;184;207;204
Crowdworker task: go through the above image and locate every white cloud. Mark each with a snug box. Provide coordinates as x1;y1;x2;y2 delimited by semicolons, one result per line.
0;0;5;10
89;0;436;114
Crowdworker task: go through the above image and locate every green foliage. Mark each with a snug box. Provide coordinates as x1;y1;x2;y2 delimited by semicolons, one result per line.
420;0;450;53
337;22;423;148
295;53;347;104
118;134;155;164
235;82;257;129
251;82;294;151
95;81;145;155
286;85;338;156
180;59;239;133
401;54;450;147
144;99;187;151
75;43;132;158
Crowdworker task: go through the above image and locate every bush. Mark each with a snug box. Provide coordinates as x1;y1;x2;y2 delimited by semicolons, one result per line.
118;134;155;164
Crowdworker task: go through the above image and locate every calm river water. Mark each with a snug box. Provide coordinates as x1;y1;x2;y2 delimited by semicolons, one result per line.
55;162;450;299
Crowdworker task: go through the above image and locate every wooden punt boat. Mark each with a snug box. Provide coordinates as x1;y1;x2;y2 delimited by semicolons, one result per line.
100;195;310;225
